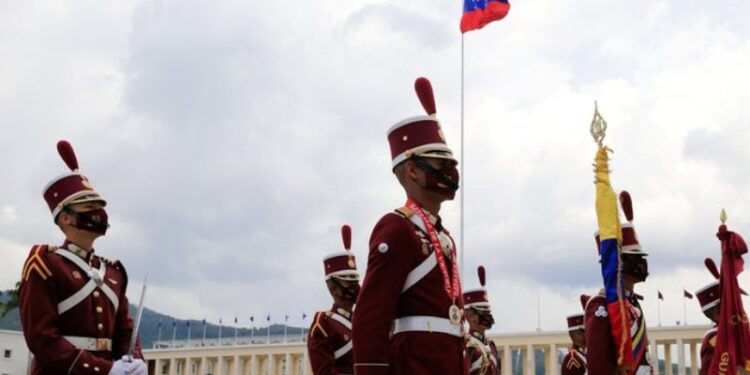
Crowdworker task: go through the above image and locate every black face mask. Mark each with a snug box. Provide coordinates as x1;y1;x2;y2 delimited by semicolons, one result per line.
478;312;495;329
332;279;360;303
64;207;110;235
622;254;648;282
413;157;460;199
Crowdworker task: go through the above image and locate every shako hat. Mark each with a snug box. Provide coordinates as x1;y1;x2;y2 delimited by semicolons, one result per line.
387;77;457;168
323;225;359;281
696;257;722;312
594;191;648;256
463;266;491;311
43;140;106;219
567;294;589;331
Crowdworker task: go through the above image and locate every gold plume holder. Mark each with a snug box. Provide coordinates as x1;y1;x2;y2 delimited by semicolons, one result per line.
590;101;608;146
720;209;727;225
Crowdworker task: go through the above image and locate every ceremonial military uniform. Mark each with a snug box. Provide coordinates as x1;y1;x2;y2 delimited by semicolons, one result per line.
18;141;142;375
589;146;653;375
309;307;355;375
695;276;720;375
561;296;588;375
464;266;499;375
308;225;359;375
352;78;466;375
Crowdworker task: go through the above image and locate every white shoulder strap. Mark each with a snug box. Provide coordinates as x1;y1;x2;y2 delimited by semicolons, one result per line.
401;215;438;293
334;340;353;359
330;312;352;330
55;249;119;314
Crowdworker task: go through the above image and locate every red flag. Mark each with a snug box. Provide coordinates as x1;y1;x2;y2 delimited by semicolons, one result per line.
461;0;510;33
711;224;750;374
658;291;664;300
683;290;694;299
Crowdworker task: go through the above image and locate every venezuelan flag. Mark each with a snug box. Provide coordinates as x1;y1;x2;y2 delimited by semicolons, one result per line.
461;0;510;33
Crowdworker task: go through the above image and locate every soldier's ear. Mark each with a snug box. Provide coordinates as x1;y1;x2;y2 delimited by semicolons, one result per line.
404;160;420;181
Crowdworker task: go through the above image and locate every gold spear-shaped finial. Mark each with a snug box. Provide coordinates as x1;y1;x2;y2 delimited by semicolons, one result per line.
720;209;727;225
590;101;608;147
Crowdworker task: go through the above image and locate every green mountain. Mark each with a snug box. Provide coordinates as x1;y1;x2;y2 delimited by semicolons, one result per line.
0;291;307;348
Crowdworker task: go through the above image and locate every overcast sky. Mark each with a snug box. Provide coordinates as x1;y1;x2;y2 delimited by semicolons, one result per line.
2;0;750;334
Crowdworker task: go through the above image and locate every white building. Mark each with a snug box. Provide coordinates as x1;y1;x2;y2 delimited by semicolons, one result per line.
0;330;31;375
144;325;712;375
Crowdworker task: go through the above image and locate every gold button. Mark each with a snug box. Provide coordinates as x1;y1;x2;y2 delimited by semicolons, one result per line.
96;306;103;313
93;291;100;298
97;323;103;330
83;363;90;368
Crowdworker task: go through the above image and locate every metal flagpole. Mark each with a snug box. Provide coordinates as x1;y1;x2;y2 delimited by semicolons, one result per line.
284;315;289;343
202;319;207;346
460;32;466;281
657;297;662;327
157;321;162;348
186;321;191;347
234;317;238;345
171;322;177;348
250;317;255;344
218;318;223;346
683;290;688;325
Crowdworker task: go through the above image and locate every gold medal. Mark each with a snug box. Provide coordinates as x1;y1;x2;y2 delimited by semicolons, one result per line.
449;304;462;325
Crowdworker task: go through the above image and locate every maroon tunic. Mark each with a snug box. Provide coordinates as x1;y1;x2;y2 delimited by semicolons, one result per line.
307;306;354;375
19;242;141;375
561;347;586;375
584;293;652;375
699;327;717;375
465;330;499;375
352;210;466;375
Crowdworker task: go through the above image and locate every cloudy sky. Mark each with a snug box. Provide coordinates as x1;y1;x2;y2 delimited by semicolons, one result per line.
2;0;750;334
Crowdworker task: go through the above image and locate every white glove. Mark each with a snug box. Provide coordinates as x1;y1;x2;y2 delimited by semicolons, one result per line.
108;356;147;375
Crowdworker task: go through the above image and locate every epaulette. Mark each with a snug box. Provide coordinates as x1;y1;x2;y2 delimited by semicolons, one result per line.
395;206;414;218
310;311;329;338
22;244;53;281
99;256;120;267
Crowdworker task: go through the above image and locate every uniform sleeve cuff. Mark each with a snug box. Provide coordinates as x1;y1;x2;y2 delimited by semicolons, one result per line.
69;351;113;375
354;363;389;375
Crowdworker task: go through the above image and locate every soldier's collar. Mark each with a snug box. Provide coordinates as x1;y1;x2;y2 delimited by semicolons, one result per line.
470;330;486;341
62;241;94;261
333;306;352;319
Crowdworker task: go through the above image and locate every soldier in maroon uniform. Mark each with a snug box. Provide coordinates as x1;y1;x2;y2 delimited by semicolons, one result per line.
18;141;145;375
308;225;360;375
463;266;499;375
696;279;719;375
352;77;465;375
561;295;589;375
586;188;653;374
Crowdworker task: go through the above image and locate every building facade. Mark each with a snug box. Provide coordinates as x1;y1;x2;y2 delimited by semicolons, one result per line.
0;330;31;375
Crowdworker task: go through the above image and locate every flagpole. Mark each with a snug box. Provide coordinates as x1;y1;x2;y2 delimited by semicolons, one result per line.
171;323;177;348
186;322;191;347
250;318;255;344
202;320;207;346
284;318;288;343
218;319;223;346
459;32;465;282
157;322;162;348
683;290;688;326
234;319;238;345
657;297;662;327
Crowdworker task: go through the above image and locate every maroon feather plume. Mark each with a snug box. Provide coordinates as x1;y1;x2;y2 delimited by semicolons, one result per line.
619;191;633;222
580;294;590;310
414;77;436;116
57;140;79;171
705;257;720;279
477;266;486;287
341;225;352;250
